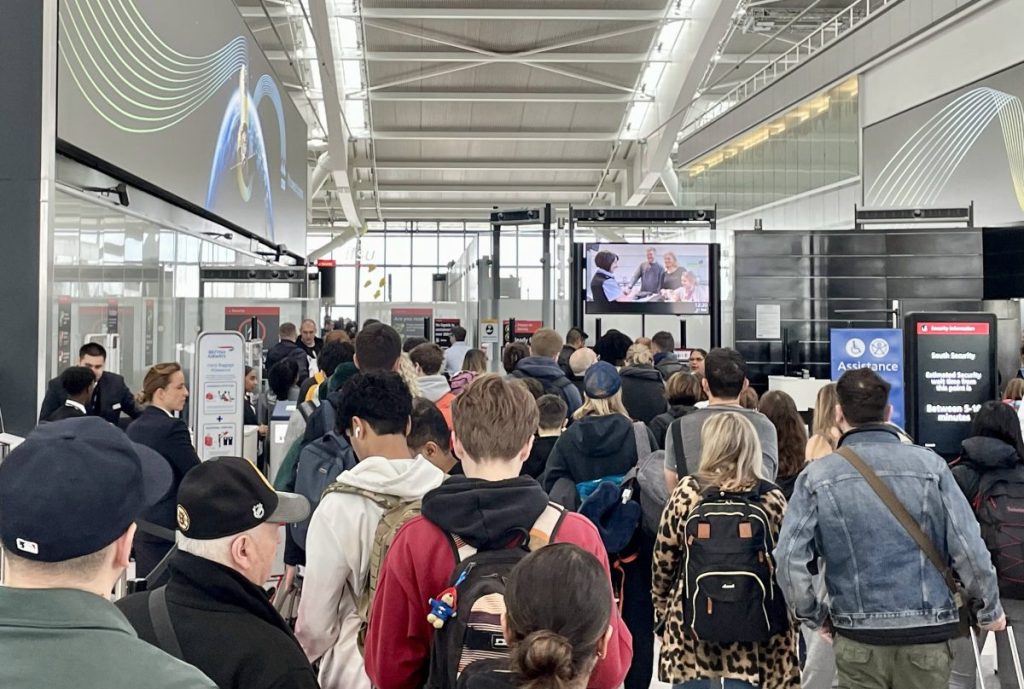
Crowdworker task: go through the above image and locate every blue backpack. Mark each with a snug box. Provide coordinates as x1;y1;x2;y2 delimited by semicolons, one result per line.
291;430;356;550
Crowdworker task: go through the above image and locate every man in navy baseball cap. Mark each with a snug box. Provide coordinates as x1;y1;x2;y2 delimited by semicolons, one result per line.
0;417;214;689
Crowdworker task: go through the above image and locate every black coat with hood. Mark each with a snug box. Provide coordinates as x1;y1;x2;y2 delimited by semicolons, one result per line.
648;404;698;450
117;552;319;689
953;435;1023;503
619;365;667;425
541;414;656;509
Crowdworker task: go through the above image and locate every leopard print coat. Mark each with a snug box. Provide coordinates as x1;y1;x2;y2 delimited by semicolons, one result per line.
652;476;799;688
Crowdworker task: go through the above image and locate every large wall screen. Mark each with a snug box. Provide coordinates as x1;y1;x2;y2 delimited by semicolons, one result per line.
864;61;1024;227
584;243;715;315
57;0;307;254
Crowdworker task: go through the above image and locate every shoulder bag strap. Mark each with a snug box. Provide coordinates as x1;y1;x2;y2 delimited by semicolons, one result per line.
671;419;686;477
148;586;184;660
632;421;652;461
836;446;962;602
135;519;176;543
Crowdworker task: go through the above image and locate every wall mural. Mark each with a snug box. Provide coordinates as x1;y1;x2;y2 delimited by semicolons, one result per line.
57;0;307;252
864;62;1024;225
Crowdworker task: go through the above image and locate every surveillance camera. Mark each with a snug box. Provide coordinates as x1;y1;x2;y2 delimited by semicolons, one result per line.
596;210;606;219
286;270;296;279
270;270;280;279
115;183;130;207
912;209;923;218
496;213;505;221
695;210;706;220
247;270;257;279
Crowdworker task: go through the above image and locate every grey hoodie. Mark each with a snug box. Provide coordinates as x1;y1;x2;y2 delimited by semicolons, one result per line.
417;375;451;403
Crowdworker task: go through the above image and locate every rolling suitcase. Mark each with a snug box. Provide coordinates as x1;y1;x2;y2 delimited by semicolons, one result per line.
970;624;1024;689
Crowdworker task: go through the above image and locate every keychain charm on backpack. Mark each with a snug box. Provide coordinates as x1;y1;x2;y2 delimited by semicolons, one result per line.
427;570;469;629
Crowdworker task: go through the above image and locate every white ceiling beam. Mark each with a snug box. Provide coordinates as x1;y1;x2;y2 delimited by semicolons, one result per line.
359;91;637;103
357;159;626;171
239;6;289;18
307;227;361;261
363;183;616;194
370;51;651;63
372;130;618;141
360;8;665;20
307;0;363;227
623;0;737;206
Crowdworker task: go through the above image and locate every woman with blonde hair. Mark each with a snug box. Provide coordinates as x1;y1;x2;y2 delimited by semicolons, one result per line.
653;412;798;689
806;383;841;460
542;361;659;689
127;362;200;578
620;344;667;425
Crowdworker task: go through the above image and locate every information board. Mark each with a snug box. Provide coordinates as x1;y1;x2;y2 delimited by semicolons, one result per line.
503;319;543;344
225;306;280;346
480;319;499;344
191;331;246;461
434;318;461;348
905;314;998;458
391;308;433;340
830;328;905;429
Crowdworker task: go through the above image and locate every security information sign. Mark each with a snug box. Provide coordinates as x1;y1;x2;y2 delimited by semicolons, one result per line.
192;331;246;461
830;328;905;429
905;314;998;458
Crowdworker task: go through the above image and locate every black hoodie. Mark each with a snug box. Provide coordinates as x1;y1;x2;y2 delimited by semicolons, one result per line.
953;435;1022;502
421;476;550;550
619;365;667;425
541;415;655;505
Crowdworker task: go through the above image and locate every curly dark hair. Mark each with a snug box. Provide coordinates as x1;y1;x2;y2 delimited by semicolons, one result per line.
337;371;413;436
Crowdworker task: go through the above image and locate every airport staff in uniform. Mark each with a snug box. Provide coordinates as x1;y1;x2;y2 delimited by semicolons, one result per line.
44;365;96;422
117;456;317;689
0;417;216;689
39;342;141;425
129;362;201;579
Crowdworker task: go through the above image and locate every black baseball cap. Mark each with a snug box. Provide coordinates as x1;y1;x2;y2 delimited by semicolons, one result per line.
0;417;173;562
175;456;309;540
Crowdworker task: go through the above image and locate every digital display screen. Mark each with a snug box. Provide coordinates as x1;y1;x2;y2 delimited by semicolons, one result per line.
584;243;715;315
906;315;998;458
57;0;308;254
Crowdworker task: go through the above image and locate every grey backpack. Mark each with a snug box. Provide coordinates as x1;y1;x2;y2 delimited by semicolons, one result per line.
631;422;669;535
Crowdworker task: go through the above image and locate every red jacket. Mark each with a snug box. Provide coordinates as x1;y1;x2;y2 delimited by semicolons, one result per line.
364;512;634;689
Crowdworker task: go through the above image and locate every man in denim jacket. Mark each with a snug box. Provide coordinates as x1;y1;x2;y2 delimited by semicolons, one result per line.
775;368;1005;688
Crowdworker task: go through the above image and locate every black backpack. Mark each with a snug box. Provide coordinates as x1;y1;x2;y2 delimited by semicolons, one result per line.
975;467;1024;598
682;480;789;644
425;504;565;689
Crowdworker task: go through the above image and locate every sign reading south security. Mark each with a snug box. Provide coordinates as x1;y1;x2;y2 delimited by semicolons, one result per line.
191;331;245;462
830;328;905;429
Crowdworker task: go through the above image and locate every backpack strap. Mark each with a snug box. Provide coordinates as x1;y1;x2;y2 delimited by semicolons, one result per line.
550;376;573;393
670;419;686;477
322;482;402;511
148;586;183;660
632;422;652;462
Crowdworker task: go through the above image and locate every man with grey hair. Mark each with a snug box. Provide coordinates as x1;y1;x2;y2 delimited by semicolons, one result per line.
0;417;215;689
297;318;324;360
117;456;317;689
568;346;598;397
628;246;666;295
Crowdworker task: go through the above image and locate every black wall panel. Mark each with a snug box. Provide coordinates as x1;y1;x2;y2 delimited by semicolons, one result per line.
734;229;984;391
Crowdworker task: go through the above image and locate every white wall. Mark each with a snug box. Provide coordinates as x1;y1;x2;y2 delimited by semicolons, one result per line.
862;0;1024;127
716;179;861;232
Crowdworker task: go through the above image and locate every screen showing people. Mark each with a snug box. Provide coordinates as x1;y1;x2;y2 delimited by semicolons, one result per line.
585;243;713;315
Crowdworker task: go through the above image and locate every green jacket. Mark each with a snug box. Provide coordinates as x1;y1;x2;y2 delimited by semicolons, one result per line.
0;586;215;689
321;361;359;400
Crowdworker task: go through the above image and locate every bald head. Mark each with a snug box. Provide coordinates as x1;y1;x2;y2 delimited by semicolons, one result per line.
300;319;318;347
569;348;598;376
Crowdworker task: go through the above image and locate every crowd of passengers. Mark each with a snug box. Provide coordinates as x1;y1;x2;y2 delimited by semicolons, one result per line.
5;319;1024;689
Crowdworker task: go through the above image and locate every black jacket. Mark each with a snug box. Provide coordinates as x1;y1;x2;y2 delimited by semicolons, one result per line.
953;435;1023;502
117;552;319;689
542;415;655;504
265;340;310;380
39;371;140;425
648;404;698;450
522;435;558;479
127;406;201;530
44;403;88;422
557;345;576;378
296;337;323;360
619;365;667;425
654;352;685;380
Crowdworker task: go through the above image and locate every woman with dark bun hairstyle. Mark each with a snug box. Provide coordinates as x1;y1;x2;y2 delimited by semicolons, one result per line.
460;543;613;689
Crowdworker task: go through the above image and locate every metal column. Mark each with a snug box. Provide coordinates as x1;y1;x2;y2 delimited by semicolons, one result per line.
541;203;552;327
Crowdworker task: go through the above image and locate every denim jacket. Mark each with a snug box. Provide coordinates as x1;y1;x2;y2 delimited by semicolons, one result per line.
774;425;1003;632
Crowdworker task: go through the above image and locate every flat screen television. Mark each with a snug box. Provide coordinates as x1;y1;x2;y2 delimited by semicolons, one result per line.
585;243;716;315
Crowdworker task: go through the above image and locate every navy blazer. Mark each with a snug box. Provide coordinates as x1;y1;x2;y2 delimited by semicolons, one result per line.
127;406;201;530
39;371;140;425
44;404;87;423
